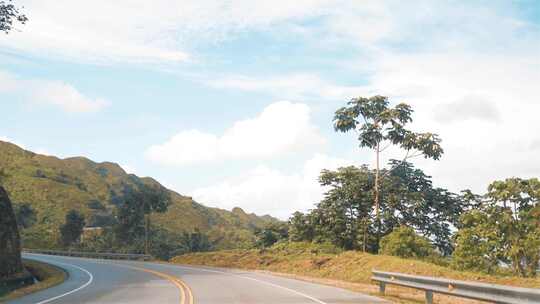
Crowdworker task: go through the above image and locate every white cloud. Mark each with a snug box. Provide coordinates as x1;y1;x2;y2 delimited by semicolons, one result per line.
31;81;108;113
0;0;338;65
192;153;356;219
6;1;527;67
358;51;540;194
146;101;325;166
208;73;369;101
0;71;108;113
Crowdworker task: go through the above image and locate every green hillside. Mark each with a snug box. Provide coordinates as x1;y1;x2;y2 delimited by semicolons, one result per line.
0;140;277;250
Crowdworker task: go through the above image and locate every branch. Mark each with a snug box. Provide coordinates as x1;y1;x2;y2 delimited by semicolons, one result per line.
354;129;376;147
381;149;422;178
379;141;392;152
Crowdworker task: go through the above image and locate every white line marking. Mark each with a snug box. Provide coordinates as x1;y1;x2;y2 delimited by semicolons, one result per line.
34;261;94;304
174;265;327;304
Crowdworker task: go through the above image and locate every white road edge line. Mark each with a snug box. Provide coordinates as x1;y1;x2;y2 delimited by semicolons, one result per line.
174;265;327;304
33;260;94;304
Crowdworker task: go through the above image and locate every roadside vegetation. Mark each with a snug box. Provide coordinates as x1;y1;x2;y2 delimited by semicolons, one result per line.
172;241;540;303
239;97;540;280
0;259;66;302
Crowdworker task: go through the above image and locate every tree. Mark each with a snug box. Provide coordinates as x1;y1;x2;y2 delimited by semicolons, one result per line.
381;160;464;255
317;166;374;251
59;210;85;247
182;229;212;253
1;0;28;34
380;226;436;259
453;178;540;277
113;183;170;254
13;202;36;229
255;222;289;248
288;212;314;242
333;95;443;248
308;162;463;253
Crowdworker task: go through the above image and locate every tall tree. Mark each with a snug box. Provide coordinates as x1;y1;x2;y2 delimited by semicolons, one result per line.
333;95;443;248
59;210;85;247
1;0;28;34
309;162;462;253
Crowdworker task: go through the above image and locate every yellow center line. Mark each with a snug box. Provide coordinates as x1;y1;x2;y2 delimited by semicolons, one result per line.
175;276;194;304
101;262;194;304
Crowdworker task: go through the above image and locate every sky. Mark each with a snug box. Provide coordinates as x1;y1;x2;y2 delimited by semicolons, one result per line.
1;1;540;219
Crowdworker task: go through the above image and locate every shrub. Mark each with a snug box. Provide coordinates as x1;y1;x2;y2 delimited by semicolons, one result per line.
380;226;435;259
270;241;342;255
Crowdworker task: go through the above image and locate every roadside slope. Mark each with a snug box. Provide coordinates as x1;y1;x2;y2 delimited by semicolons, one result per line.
172;242;540;303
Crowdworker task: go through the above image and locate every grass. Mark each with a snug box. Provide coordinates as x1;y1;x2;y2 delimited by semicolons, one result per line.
0;140;276;251
0;259;67;302
171;242;540;304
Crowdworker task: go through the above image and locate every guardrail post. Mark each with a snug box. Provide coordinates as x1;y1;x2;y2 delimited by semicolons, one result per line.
425;290;433;304
379;282;386;295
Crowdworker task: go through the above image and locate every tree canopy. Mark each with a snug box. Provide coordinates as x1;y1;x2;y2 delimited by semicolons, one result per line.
333;96;443;248
0;0;27;34
59;210;85;247
453;178;540;277
290;161;465;254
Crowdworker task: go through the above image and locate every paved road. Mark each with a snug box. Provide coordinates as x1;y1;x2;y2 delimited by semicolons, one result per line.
9;253;388;304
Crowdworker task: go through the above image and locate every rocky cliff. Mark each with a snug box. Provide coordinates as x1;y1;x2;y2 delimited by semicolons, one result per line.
0;186;23;279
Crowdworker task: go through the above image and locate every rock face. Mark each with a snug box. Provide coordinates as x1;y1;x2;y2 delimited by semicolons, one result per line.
0;186;23;279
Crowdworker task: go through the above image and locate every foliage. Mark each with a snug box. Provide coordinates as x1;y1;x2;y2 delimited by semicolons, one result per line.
13;202;36;229
172;242;540;291
333;95;443;249
0;0;27;34
0;141;277;252
291;162;466;255
181;229;213;253
452;178;540;277
59;210;85;247
380;226;436;259
288;212;314;242
255;222;289;248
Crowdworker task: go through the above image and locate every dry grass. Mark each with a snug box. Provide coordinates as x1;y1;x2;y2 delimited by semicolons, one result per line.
171;243;540;304
0;259;67;302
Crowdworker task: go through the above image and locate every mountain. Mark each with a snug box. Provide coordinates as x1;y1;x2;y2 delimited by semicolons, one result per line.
0;141;277;250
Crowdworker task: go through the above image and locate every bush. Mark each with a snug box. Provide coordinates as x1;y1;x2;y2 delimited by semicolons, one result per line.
270;241;342;255
380;226;436;259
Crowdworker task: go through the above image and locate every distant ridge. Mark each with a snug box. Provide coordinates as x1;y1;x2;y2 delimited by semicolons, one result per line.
0;140;278;249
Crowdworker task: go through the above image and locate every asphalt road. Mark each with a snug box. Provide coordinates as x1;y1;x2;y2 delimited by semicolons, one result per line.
8;253;388;304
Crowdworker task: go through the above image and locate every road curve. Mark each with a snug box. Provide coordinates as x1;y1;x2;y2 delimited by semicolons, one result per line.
10;253;388;304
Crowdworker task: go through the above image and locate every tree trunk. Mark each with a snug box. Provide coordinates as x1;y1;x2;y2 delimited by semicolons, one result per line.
374;143;381;252
362;219;368;252
144;213;150;255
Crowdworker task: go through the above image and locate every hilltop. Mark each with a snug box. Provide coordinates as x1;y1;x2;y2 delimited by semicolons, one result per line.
0;140;277;250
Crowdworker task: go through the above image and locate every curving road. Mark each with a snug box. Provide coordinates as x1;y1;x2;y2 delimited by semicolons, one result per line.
9;253;388;304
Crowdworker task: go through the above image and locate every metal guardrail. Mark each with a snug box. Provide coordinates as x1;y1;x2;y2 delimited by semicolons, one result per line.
23;249;151;261
372;270;540;304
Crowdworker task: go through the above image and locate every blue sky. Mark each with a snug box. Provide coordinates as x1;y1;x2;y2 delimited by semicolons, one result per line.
1;1;540;218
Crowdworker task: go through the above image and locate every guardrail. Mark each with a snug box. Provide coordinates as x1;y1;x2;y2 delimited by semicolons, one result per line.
372;270;540;304
23;249;151;261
